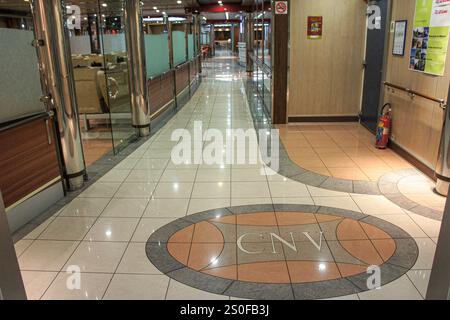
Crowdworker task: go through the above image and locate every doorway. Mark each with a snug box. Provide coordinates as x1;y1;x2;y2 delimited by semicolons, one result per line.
360;0;391;133
66;0;136;167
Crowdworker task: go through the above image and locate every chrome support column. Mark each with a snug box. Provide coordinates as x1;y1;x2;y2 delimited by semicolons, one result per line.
246;13;254;73
31;0;85;191
124;0;150;137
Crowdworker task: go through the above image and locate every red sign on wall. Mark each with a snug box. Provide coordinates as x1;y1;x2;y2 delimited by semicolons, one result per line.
307;16;323;39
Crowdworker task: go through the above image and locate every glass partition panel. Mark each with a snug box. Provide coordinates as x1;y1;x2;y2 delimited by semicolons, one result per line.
145;34;170;77
172;30;187;66
99;0;135;154
188;33;195;60
0;27;45;123
263;10;272;68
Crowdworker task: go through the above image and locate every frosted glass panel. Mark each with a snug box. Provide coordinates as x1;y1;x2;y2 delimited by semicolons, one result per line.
188;34;194;60
172;31;186;66
0;28;44;122
102;34;126;53
70;35;91;55
145;34;170;77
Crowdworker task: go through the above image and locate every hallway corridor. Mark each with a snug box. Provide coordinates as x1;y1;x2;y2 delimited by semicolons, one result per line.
13;55;442;300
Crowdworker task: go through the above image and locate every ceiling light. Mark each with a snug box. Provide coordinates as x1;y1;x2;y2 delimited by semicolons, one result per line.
101;3;107;7
153;6;157;10
177;0;182;4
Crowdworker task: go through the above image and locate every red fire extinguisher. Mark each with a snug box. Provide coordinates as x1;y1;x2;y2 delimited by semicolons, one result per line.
375;103;392;149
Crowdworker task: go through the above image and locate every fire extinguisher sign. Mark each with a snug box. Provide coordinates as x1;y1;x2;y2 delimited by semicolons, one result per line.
275;1;288;15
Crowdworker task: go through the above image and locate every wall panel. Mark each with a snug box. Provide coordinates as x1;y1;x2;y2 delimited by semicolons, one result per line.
288;0;366;117
383;0;450;169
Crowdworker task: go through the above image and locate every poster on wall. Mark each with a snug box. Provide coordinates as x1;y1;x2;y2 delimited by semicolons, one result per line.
307;16;323;39
393;20;408;56
409;0;450;76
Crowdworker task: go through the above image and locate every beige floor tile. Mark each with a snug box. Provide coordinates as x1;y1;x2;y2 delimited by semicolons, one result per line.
42;272;112;300
116;242;162;274
166;280;229;300
153;182;194;198
64;241;127;273
312;196;361;212
132;218;175;242
19;240;79;271
101;198;148;218
358;276;422;300
268;181;310;198
231;182;271;198
188;198;231;214
191;182;231;198
84;218;139;242
21;271;58;300
14;239;34;257
103;274;169;300
39;217;95;241
114;182;156;199
58;198;110;217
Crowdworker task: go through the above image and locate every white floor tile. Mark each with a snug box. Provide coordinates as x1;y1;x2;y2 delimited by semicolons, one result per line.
103;274;169;300
166;280;229;300
144;198;189;218
84;218;139;242
21;271;58;300
101;198;148;218
64;241;127;273
42;272;112;300
358;276;422;300
116;242;162;274
39;217;95;241
58;198;110;217
19;240;79;271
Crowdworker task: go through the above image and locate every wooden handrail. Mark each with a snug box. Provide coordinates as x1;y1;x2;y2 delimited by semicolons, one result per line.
384;81;446;107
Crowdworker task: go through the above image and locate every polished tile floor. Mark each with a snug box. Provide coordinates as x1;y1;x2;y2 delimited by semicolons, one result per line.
277;123;413;181
14;55;443;300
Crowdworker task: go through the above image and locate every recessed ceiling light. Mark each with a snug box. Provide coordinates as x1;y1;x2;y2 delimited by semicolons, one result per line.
177;0;182;4
101;3;107;7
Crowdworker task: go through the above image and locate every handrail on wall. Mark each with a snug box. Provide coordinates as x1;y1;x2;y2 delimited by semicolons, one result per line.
384;81;446;109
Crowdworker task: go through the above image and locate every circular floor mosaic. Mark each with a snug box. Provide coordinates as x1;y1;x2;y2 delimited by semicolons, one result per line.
378;169;444;221
146;204;419;300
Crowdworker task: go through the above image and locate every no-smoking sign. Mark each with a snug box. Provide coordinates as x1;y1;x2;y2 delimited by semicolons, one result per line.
275;1;288;15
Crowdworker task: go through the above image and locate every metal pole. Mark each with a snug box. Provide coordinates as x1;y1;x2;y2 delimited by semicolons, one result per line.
246;13;254;73
31;0;85;191
124;0;150;137
0;192;27;300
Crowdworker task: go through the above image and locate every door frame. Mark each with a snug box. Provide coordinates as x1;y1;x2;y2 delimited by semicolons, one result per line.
360;0;393;133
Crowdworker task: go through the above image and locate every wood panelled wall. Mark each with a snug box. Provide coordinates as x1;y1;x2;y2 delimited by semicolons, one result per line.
288;0;366;117
383;0;449;169
0;118;61;208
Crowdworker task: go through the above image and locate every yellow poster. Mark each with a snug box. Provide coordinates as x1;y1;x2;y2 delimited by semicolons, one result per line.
409;0;450;76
